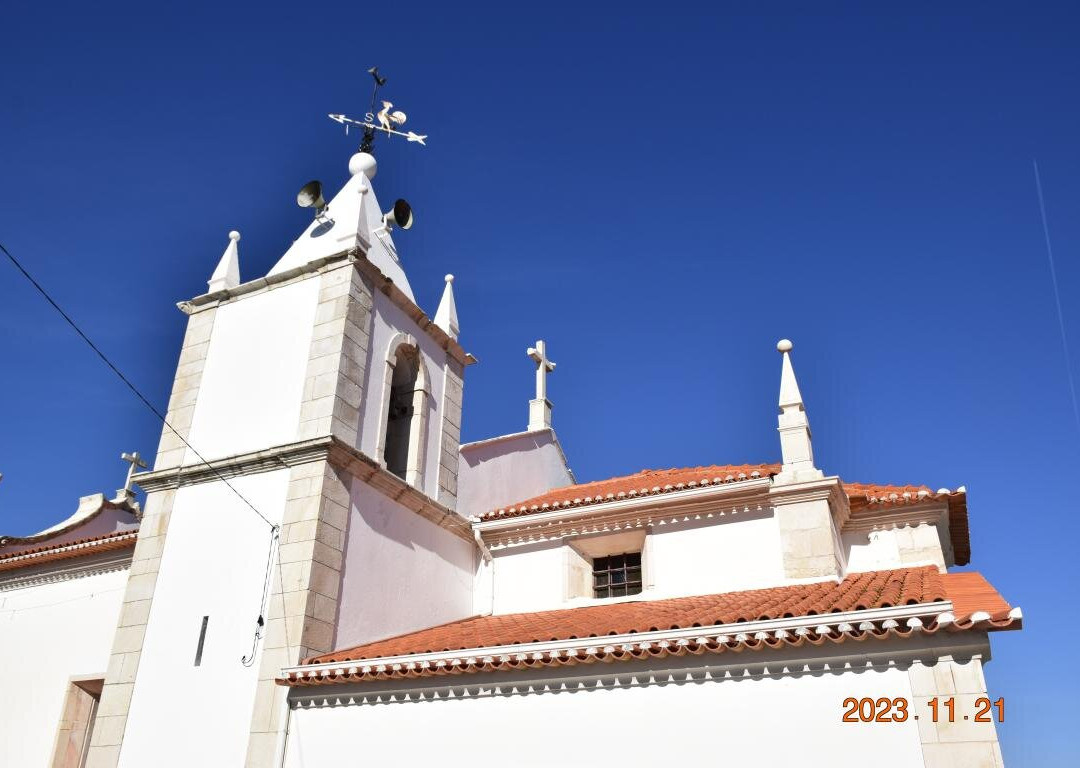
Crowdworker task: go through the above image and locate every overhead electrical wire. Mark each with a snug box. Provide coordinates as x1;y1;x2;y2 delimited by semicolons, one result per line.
0;240;276;531
1;239;292;665
1032;160;1080;438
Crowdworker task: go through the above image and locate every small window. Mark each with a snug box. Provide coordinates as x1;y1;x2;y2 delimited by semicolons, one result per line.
593;552;642;599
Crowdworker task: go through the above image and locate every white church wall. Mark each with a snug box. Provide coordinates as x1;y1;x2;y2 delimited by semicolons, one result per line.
283;661;928;767
646;511;788;596
184;277;320;462
335;480;475;649
458;430;574;517
117;470;290;768
358;292;450;500
489;512;787;615
0;566;129;768
844;523;947;573
490;542;567;614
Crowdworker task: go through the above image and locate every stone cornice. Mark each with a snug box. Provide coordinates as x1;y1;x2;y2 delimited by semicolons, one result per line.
133;436;472;542
474;478;773;544
177;249;475;368
844;501;949;535
0;550;132;591
281;601;971;688
769;476;851;528
286;631;993;704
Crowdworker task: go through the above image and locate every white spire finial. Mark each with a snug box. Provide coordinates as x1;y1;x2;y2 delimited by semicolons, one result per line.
434;274;459;340
208;230;241;292
774;339;822;484
777;338;803;409
527;340;556;431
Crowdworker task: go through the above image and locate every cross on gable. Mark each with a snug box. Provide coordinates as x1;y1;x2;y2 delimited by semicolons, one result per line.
120;451;147;493
527;340;556;402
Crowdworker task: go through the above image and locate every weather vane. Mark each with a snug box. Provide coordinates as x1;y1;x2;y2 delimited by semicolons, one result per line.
329;66;428;152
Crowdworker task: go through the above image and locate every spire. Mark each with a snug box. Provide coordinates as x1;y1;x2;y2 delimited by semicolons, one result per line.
208;231;241;292
527;340;556;431
774;339;822;484
434;274;459;340
267;152;416;302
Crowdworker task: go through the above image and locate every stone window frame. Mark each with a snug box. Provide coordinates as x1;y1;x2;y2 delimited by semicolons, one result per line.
50;676;104;768
375;332;431;488
565;529;650;603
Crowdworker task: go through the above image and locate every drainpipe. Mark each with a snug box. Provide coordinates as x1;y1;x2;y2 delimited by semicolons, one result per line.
473;528;492;564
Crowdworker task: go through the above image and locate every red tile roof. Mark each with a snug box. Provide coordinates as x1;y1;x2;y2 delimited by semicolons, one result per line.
479;465;971;565
482;464;781;520
0;529;138;573
283;567;1016;686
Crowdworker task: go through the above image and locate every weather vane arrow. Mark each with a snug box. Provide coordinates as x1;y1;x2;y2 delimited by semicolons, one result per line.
329;67;429;151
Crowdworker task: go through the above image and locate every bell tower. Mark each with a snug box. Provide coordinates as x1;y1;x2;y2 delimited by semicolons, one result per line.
86;81;478;768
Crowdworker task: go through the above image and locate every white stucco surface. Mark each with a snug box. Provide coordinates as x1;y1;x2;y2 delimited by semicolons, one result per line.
118;471;290;768
284;663;925;767
458;429;574;517
335;481;476;650
490;512;787;614
185;277;319;462
0;567;129;767
844;523;948;573
646;512;787;596
491;542;568;614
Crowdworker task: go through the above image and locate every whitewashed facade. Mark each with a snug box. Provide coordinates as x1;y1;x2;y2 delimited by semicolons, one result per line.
0;142;1019;768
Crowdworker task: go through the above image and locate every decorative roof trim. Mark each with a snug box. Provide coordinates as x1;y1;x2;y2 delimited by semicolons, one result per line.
474;476;773;535
0;553;131;591
0;493;138;547
0;530;138;575
179;250;474;368
480;499;772;551
480;463;970;565
279;601;1020;688
845;501;949;534
134;436;472;542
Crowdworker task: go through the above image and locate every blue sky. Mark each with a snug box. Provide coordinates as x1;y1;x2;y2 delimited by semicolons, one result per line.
2;2;1077;761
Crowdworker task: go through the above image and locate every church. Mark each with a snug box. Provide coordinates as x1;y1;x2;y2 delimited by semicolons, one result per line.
0;105;1020;768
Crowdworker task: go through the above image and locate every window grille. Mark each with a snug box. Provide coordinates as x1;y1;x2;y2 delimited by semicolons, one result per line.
592;552;642;598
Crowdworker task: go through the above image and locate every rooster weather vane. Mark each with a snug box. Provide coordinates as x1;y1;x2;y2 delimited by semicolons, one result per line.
329;66;428;152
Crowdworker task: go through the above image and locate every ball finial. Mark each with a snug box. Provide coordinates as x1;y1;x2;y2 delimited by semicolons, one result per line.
445;274;454;283
229;230;241;242
777;339;793;353
348;152;378;179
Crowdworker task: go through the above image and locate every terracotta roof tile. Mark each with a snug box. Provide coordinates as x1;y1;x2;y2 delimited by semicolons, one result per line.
480;465;971;565
306;566;1006;665
283;567;1017;687
0;529;138;573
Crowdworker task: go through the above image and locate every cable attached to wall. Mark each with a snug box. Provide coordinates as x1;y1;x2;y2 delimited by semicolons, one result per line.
243;525;281;666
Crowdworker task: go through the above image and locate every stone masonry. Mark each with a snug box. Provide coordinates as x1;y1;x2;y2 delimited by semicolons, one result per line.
437;357;465;510
771;481;845;580
244;261;372;766
85;308;217;768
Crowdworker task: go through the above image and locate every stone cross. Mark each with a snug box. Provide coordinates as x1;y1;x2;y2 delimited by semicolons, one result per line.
527;340;556;431
527;340;556;402
120;451;147;493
